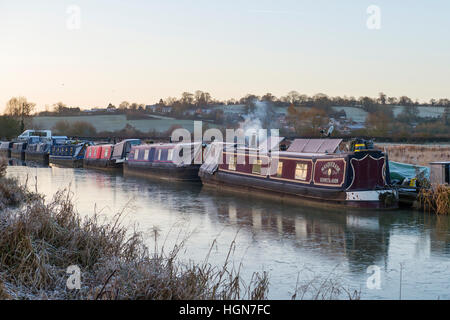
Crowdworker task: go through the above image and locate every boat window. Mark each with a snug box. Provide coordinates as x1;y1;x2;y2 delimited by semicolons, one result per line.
252;159;262;174
295;163;308;181
144;149;150;160
161;149;168;161
149;148;155;161
168;149;174;161
228;155;236;171
277;161;283;177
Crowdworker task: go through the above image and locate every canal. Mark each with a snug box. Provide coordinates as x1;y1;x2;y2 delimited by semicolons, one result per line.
5;162;450;299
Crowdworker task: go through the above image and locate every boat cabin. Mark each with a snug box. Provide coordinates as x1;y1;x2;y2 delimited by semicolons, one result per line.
430;161;450;185
0;141;14;158
85;145;113;161
128;142;202;164
111;139;141;163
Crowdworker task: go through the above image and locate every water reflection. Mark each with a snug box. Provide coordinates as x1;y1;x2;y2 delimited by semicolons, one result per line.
4;164;450;299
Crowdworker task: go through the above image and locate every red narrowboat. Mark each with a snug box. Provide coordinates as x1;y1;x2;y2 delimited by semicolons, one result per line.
83;144;116;170
199;139;398;209
124;142;203;181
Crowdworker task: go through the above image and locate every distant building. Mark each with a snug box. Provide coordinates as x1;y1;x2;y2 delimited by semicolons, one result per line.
161;106;173;113
106;105;116;112
145;105;158;113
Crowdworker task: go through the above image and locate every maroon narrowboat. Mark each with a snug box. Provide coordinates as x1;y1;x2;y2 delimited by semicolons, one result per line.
124;142;203;181
199;139;398;209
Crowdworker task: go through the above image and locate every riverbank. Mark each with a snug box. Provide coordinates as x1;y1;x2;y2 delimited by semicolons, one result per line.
0;162;269;299
378;144;450;166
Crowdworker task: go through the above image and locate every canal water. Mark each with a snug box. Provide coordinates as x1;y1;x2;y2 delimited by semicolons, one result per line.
5;162;450;300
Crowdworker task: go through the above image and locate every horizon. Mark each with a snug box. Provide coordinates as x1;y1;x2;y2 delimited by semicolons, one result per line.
1;1;450;112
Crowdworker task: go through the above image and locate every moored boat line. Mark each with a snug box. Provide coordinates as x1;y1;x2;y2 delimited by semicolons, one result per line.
2;130;404;209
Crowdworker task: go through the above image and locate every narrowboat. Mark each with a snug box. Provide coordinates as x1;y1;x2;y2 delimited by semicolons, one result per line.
84;144;116;170
111;139;141;165
0;142;13;159
199;139;398;209
84;139;141;170
25;142;51;164
49;142;91;168
124;142;203;181
11;142;28;160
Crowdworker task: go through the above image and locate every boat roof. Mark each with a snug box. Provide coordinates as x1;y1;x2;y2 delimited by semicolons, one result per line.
287;139;343;154
133;142;202;149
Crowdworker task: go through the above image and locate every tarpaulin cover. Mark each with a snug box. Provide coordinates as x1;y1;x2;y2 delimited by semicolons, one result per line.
389;161;430;183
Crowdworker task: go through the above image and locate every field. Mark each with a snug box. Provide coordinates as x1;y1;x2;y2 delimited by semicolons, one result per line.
32;115;218;134
379;144;450;166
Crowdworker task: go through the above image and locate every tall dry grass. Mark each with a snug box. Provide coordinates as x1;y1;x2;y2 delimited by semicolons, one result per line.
379;144;450;166
418;184;450;215
0;169;269;299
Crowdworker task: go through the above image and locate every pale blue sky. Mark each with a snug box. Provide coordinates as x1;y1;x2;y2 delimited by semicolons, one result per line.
1;0;449;111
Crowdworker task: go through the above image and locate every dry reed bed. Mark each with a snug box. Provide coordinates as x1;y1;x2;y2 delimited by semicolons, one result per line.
378;144;450;166
418;184;450;215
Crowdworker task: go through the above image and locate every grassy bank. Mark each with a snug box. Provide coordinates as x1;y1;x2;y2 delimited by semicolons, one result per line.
0;162;269;299
379;144;450;166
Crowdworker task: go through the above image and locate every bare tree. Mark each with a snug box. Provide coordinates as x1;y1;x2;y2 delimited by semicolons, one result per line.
119;101;130;110
4;96;36;131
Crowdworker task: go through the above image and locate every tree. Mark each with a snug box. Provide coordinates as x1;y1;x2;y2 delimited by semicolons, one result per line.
194;90;212;106
4;97;36;132
129;103;138;111
119;101;130;110
285;91;300;105
0;116;21;139
261;93;276;102
378;92;387;105
181;92;194;106
164;97;177;106
366;111;392;136
53;102;67;114
398;96;413;106
387;97;398;105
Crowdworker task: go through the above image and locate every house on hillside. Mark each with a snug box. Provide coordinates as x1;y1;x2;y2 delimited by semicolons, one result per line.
145;105;158;113
106;105;117;113
161;106;173;113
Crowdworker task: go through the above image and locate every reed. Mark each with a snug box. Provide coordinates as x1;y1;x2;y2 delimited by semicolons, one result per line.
378;144;450;166
417;184;450;215
0;173;269;300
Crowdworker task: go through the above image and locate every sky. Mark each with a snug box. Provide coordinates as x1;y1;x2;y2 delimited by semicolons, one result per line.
1;0;450;112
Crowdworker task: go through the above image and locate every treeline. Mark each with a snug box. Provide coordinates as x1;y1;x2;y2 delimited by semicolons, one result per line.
34;91;450;117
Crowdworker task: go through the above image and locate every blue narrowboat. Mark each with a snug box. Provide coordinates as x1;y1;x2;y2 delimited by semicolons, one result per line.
49;142;92;168
124;142;203;181
111;139;141;165
0;142;14;159
11;142;28;160
25;142;51;164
